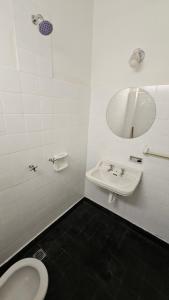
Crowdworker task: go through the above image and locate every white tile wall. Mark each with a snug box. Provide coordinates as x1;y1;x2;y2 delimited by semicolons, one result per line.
5;0;169;267
86;0;169;244
1;93;23;114
0;0;93;265
0;115;5;135
0;68;20;92
5;115;25;134
86;83;169;243
0;1;16;68
23;95;40;114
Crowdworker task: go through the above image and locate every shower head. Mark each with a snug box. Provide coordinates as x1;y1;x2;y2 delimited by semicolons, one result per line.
32;14;53;36
39;20;53;35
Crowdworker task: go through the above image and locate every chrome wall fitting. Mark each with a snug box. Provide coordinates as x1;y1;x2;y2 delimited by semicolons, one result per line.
32;14;44;25
31;14;53;36
29;165;38;172
49;158;56;164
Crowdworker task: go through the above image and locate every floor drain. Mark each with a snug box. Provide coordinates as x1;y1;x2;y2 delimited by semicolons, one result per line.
33;248;47;261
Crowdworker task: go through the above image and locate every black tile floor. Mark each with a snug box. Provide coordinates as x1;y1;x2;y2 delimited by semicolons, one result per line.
1;198;169;300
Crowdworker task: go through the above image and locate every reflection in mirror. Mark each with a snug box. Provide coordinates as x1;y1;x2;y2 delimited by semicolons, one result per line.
106;87;156;139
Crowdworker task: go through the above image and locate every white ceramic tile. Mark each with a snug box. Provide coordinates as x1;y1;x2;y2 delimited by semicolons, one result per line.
1;93;23;114
0;155;13;191
52;79;88;100
156;100;169;120
13;0;40;53
10;151;30;186
42;115;54;130
42;130;55;145
20;72;39;94
18;48;37;74
10;148;43;186
151;119;169;137
0;68;20;92
23;94;41;114
26;147;44;166
54;99;82;115
26;132;43;148
38;77;53;97
53;114;79;129
25;115;42;132
0;115;5;135
0;1;16;68
0;99;3;113
37;55;52;78
40;97;55;114
52;79;74;98
0;136;10;155
0;134;27;155
5;115;25;134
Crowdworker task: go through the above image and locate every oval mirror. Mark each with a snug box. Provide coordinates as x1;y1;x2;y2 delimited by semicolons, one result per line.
106;87;156;139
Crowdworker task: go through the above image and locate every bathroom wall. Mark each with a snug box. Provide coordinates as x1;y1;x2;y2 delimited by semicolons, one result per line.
86;0;169;243
0;0;93;265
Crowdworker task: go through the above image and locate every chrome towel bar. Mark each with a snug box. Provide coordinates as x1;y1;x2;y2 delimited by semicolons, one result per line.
143;146;169;160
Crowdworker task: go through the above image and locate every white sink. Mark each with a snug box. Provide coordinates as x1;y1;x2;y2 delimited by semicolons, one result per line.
86;160;142;196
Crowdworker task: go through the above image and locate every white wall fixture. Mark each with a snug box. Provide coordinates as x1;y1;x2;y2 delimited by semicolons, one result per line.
0;258;48;300
86;160;142;198
129;48;145;68
49;152;68;172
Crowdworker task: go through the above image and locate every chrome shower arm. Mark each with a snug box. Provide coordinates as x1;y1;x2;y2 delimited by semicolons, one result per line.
32;14;44;25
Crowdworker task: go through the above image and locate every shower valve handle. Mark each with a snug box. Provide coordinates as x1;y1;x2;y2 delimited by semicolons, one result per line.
29;165;38;172
49;158;56;164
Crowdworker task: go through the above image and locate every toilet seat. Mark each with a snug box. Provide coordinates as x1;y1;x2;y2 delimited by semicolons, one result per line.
0;258;48;300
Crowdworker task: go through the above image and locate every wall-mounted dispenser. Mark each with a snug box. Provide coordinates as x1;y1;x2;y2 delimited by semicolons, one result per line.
49;152;68;172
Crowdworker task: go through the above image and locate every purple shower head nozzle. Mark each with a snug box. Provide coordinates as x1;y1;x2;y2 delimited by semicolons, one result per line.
39;20;53;36
32;14;53;36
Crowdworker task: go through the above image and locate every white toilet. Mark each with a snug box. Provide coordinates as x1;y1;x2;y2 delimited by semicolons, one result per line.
0;258;48;300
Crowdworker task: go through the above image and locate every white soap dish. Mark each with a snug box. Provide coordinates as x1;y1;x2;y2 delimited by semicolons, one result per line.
53;152;68;172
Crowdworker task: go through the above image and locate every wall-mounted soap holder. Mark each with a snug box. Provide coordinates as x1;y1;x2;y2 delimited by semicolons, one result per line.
129;156;143;164
49;152;68;172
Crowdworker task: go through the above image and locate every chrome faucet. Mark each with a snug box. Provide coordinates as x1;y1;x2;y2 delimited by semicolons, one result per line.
107;164;125;176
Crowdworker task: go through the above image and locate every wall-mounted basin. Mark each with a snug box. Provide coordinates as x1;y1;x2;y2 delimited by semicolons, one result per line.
86;160;142;196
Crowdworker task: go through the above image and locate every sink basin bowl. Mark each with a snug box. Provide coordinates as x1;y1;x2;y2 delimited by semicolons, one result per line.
86;160;142;196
